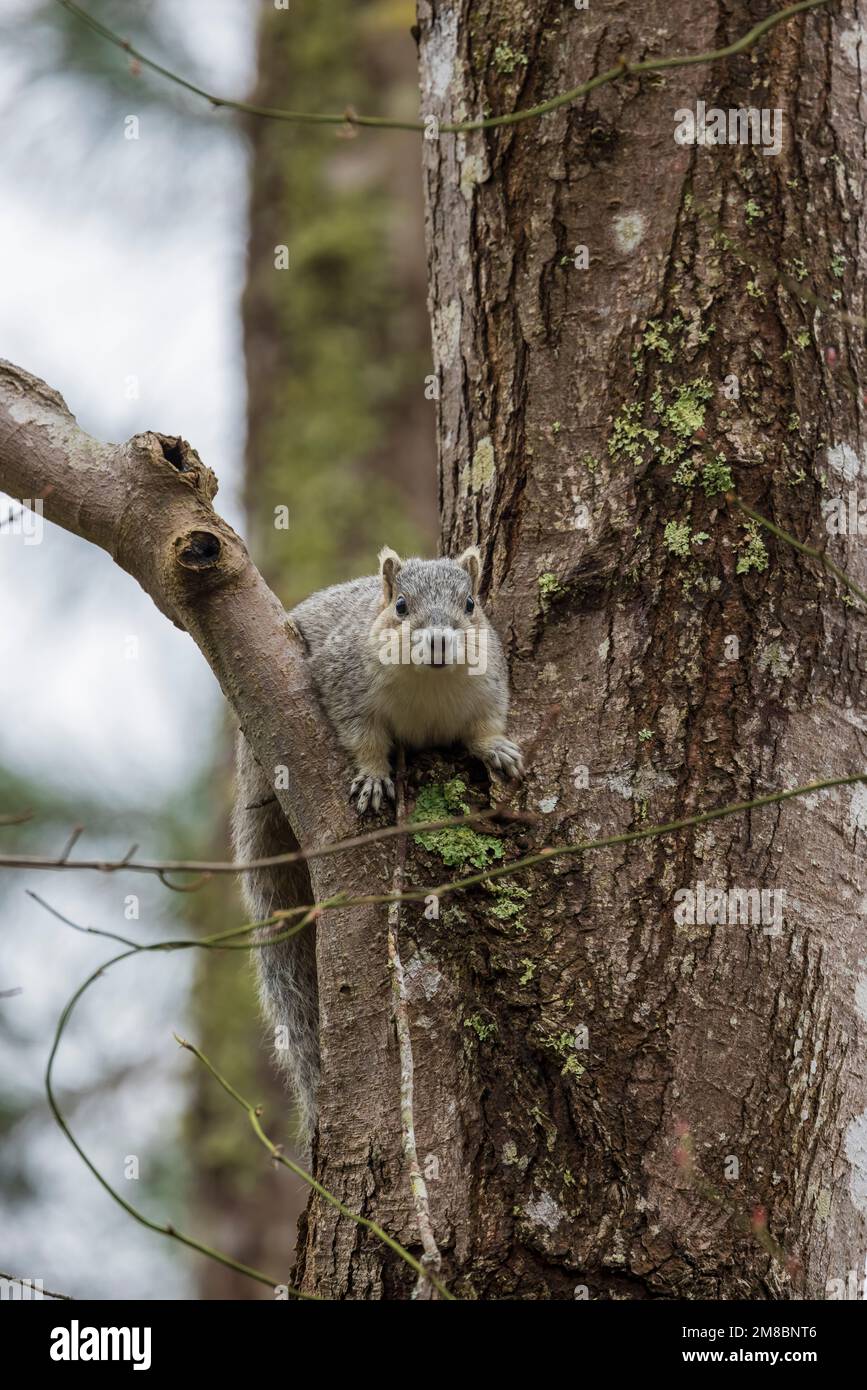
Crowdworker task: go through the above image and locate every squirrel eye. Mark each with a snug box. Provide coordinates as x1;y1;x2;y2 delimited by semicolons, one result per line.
465;594;475;614
395;595;408;617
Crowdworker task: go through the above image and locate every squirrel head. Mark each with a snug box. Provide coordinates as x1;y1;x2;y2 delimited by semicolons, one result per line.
371;545;489;671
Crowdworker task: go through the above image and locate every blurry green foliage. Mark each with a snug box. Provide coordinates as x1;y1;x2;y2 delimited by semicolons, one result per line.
244;0;435;602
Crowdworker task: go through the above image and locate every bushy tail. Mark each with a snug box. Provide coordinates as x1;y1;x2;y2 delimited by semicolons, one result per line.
232;733;319;1148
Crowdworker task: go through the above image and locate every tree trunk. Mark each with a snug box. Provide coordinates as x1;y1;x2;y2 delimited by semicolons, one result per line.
299;0;867;1298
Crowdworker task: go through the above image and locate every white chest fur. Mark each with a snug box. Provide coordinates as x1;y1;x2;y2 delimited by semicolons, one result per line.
376;660;490;748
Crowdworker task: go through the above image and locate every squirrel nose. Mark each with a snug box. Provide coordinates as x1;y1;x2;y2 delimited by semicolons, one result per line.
419;625;458;666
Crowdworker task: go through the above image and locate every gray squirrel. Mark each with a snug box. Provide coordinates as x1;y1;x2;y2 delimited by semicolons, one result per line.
232;544;522;1144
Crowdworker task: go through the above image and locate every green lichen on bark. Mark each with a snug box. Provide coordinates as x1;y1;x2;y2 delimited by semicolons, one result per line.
735;521;769;574
412;779;504;869
486;877;531;932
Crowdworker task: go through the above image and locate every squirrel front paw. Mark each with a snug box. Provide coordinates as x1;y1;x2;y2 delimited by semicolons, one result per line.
350;771;396;814
475;736;523;783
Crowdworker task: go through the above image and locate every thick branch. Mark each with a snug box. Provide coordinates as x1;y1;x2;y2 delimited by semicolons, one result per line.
0;359;344;843
0;362;404;1300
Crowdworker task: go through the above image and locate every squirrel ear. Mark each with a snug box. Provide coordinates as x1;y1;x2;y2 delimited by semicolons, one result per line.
378;545;403;603
457;545;482;596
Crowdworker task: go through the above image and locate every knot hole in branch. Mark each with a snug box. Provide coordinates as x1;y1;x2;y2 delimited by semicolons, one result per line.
159;436;192;471
133;431;218;502
175;529;222;569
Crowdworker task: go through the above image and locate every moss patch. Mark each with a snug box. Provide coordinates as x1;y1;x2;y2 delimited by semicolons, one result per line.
542;1031;585;1078
610;378;714;476
412;779;504;869
608;401;659;467
486;877;531;933
464;1012;498;1042
538;571;564;609
468;436;495;491
492;43;528;75
700;453;733;496
664;519;708;559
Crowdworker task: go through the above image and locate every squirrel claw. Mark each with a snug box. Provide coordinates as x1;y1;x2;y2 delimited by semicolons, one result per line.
351;774;394;815
480;737;524;783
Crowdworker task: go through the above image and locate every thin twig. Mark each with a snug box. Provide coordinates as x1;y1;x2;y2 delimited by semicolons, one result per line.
57;825;84;863
54;0;830;135
175;1034;454;1301
728;493;867;607
43;931;322;1300
22;772;867;952
156;869;212;893
0;1271;74;1300
26;891;141;947
0;806;535;879
35;894;446;1297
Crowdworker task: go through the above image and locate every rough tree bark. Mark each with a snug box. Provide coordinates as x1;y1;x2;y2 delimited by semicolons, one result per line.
376;0;863;1298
